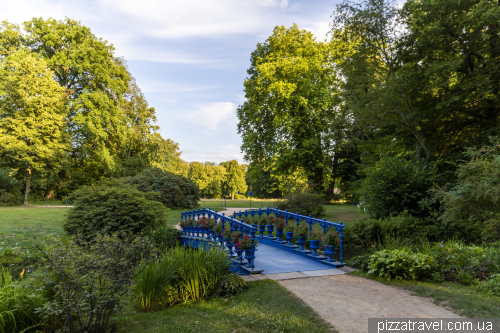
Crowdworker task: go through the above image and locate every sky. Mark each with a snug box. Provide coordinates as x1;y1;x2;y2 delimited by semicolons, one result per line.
1;0;346;163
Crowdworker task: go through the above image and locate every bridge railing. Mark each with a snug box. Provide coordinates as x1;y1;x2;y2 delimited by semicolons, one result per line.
180;208;258;270
233;207;345;264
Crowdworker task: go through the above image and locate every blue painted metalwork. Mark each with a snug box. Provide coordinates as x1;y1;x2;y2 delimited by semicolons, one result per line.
233;207;345;264
180;207;258;271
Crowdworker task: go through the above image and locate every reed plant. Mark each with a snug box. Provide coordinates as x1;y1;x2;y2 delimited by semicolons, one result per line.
135;246;230;311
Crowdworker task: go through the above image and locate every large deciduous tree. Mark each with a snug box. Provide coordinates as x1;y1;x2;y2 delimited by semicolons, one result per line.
220;160;247;200
237;24;343;195
0;50;69;205
0;18;182;200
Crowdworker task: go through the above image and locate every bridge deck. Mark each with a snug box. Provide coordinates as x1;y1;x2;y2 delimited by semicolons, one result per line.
252;243;340;274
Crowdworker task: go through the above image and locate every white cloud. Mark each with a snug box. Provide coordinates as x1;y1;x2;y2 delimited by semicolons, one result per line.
180;102;238;132
302;20;332;42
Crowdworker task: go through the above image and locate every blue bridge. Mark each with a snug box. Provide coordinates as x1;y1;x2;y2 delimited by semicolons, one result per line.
180;207;345;275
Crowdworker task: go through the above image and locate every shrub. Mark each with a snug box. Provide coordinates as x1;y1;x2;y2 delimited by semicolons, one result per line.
346;254;371;270
218;273;247;296
432;138;500;241
126;168;200;209
0;168;21;206
64;185;167;240
144;225;181;251
343;213;473;247
0;267;48;333
135;246;230;311
277;187;325;217
481;274;500;297
431;241;486;271
367;249;435;281
31;233;156;333
359;153;438;219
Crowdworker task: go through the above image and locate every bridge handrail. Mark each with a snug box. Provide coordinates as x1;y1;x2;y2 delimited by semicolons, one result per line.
180;208;258;270
233;207;345;264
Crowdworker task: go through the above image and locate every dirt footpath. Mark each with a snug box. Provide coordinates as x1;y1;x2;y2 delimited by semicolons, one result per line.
279;274;462;333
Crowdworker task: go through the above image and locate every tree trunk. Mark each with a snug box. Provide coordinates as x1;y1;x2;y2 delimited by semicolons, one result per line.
231;193;234;200
24;170;31;206
45;188;55;200
329;148;339;201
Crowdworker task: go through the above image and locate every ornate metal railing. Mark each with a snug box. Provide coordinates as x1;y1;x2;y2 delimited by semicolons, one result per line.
180;208;258;271
233;207;345;264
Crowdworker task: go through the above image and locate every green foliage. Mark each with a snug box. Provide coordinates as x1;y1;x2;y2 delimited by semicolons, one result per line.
367;249;435;281
144;225;180;252
0;48;69;204
284;223;295;232
31;233;156;333
237;24;343;192
277;187;325;217
309;231;323;241
218;273;248;296
359;154;438;219
0;267;47;333
0;19;182;199
188;162;226;198
480;274;500;297
235;235;258;250
324;229;340;246
220;160;247;200
432;138;500;241
343;213;477;248
127;168;200;209
431;241;486;272
64;184;167;240
294;224;309;238
135;246;230;311
346;254;371;270
0;168;21;207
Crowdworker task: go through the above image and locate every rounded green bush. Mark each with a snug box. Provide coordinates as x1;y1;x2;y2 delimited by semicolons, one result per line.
126;168;200;209
64;185;167;239
359;154;438;219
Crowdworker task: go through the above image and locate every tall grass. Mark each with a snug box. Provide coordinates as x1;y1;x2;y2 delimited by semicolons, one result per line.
135;245;230;311
0;267;45;333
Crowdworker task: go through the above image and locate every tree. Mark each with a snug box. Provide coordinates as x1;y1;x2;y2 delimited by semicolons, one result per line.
203;163;226;198
0;18;182;198
188;161;208;196
237;24;343;194
400;0;500;162
21;18;130;185
220;160;247;200
0;50;69;205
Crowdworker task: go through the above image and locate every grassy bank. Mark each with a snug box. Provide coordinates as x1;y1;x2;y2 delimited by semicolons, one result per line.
118;279;335;333
351;271;500;318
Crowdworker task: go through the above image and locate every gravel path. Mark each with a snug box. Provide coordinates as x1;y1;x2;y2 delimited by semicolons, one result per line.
279;274;462;333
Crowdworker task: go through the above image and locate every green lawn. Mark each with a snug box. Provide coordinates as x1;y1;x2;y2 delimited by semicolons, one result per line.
117;280;335;333
321;204;365;224
198;199;279;209
351;271;500;318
